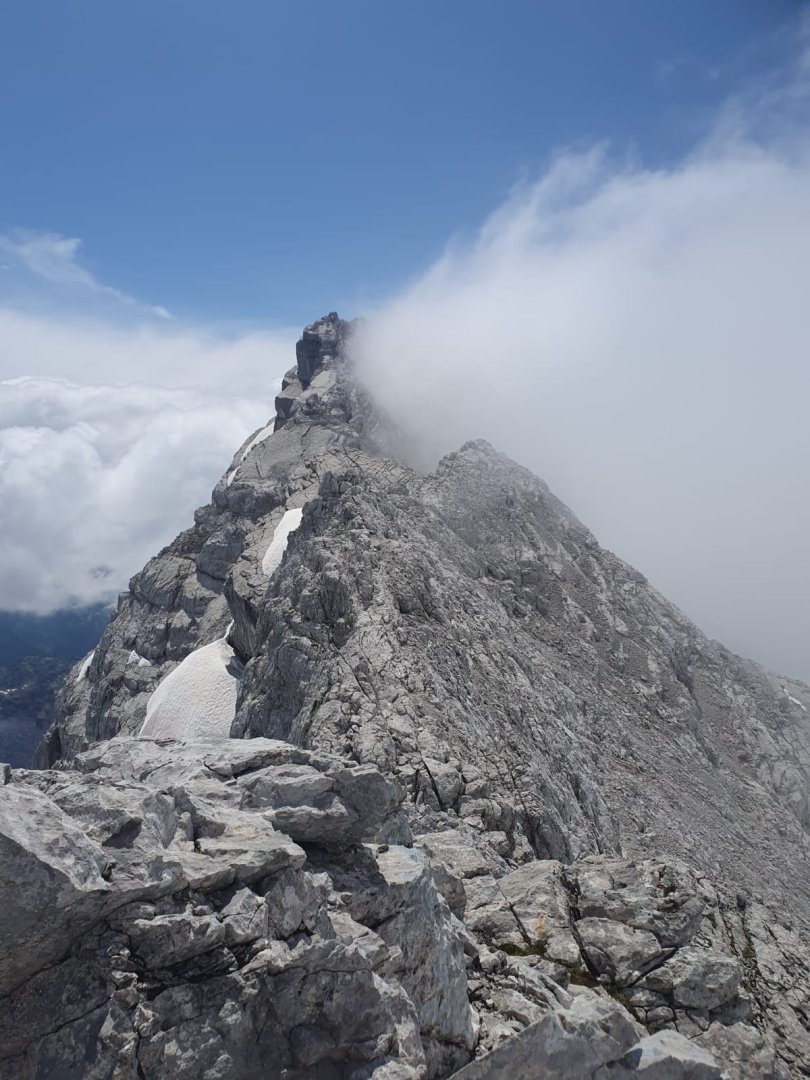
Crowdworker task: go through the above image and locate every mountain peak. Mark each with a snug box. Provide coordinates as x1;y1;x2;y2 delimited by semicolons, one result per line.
7;315;809;1078
295;310;347;386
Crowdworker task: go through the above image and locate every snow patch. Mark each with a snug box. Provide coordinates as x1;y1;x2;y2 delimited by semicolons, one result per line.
224;420;277;487
139;636;241;739
128;650;151;668
75;650;95;684
784;689;807;712
240;421;275;462
262;507;304;577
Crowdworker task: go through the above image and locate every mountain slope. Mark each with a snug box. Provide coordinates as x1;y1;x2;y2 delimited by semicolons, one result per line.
0;605;111;766
0;655;72;766
31;313;810;1077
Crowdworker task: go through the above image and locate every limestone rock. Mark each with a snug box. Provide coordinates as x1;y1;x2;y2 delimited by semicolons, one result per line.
0;736;458;1079
448;996;646;1078
0;782;110;994
29;314;810;1077
637;947;740;1012
576;918;665;987
600;1029;722;1078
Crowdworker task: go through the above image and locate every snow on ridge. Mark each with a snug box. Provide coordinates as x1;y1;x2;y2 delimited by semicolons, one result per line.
139;635;241;740
784;689;807;712
239;421;275;463
75;650;95;684
224;419;277;487
262;507;304;577
128;650;151;667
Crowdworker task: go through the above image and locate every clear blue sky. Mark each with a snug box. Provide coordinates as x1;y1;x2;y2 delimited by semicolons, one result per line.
0;0;803;327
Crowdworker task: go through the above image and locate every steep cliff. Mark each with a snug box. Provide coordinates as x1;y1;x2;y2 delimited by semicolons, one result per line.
9;313;808;1078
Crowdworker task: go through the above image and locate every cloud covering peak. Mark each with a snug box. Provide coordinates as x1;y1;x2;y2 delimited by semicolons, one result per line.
352;82;810;680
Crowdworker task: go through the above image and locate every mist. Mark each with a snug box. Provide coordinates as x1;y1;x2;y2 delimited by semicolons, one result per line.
352;113;810;681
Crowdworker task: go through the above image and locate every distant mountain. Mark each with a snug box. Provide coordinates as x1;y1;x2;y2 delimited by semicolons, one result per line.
0;605;111;668
0;655;73;766
0;605;111;765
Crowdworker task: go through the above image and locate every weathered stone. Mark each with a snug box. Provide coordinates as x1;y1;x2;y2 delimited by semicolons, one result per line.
219;886;269;946
637;947;740;1011
574;858;706;949
0;736;447;1079
417;828;509;881
316;843;476;1076
0;783;109;994
576;917;666;987
449;996;645;1078
26;314;810;1076
695;1021;785;1080
498;860;581;964
599;1029;722;1078
128;911;226;968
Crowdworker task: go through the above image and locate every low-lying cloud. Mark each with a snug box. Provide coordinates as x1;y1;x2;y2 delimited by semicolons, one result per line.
0;313;292;613
353;66;810;679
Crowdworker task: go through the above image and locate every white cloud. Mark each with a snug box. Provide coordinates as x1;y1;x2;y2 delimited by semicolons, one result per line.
0;306;293;392
0;316;294;613
0;229;171;318
352;64;810;680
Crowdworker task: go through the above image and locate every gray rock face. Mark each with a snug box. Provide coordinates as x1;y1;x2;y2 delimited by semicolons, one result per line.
26;314;810;1077
1;736;471;1078
449;996;726;1080
415;833;789;1078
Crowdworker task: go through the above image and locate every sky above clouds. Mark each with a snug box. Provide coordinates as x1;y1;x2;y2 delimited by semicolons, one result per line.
0;1;809;680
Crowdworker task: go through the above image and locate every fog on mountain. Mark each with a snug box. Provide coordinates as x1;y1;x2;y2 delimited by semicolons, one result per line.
2;315;807;1079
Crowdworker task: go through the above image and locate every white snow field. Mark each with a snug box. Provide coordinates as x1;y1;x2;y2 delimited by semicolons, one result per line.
262;507;304;577
139;635;240;739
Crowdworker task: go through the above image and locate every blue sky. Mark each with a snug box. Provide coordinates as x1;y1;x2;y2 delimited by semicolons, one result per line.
0;0;804;325
1;1;809;683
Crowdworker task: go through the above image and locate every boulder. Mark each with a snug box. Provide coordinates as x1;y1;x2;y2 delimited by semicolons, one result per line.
637;947;740;1012
576;918;666;987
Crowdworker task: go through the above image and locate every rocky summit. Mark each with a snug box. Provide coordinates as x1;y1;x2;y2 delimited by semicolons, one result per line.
2;313;808;1079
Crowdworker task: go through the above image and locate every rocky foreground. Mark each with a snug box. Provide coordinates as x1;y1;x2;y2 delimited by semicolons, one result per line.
4;314;808;1078
0;736;785;1078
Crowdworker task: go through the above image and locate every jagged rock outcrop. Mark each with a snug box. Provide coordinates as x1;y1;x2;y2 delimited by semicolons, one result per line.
1;736;471;1078
26;313;810;1078
3;738;774;1079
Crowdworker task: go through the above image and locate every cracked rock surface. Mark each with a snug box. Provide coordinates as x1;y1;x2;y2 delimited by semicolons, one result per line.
1;736;471;1079
23;314;810;1078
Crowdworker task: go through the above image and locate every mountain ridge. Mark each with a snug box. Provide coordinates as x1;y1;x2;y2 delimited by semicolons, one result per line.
4;313;808;1078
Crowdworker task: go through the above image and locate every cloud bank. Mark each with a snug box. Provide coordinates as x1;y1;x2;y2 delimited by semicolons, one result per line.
353;71;810;679
0;313;292;613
